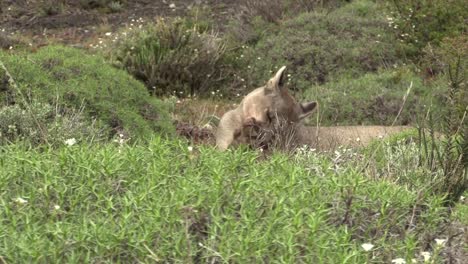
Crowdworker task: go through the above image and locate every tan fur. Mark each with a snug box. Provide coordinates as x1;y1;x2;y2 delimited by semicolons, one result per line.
216;66;316;150
216;65;413;151
297;125;412;150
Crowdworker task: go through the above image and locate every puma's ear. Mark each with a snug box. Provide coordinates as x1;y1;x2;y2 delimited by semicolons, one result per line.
273;66;287;88
264;66;287;95
299;101;317;120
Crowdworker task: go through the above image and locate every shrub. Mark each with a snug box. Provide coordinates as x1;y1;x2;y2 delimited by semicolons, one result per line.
384;0;466;58
418;37;467;204
111;18;228;97
302;68;444;126
79;0;127;12
0;102;105;146
238;0;350;25
0;45;174;139
230;0;406;93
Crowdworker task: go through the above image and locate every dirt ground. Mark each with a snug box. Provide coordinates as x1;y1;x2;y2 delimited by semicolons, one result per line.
0;0;238;46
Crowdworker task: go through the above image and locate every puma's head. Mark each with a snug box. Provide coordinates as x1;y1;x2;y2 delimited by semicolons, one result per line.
263;66;317;123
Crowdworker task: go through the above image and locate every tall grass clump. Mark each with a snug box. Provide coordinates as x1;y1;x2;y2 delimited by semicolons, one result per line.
0;45;174;140
111;17;228;97
0;137;454;262
417;36;467;204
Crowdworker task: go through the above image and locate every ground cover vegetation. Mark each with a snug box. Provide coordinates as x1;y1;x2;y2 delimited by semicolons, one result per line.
0;0;466;262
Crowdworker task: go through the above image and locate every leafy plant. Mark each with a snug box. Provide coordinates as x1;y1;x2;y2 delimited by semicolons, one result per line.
418;38;467;204
0;102;105;146
385;0;466;58
111;18;228;97
0;45;174;139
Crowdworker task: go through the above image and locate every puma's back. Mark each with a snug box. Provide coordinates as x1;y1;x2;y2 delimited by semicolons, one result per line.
297;125;412;150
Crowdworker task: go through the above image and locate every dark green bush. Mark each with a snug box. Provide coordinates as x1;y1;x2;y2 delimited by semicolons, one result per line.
230;0;406;93
111;18;228;97
0;45;174;139
302;68;445;126
384;0;466;58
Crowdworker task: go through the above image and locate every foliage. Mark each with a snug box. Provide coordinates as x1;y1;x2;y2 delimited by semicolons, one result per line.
111;17;228;97
385;0;467;58
230;0;406;94
302;68;444;126
79;0;127;12
238;0;350;25
0;137;453;262
0;102;105;146
0;45;174;139
418;42;467;204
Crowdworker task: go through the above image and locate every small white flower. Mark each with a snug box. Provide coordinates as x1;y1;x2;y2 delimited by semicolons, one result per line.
105;32;112;36
421;251;431;262
434;238;447;247
54;205;60;210
460;195;465;201
361;243;374;251
169;3;176;9
356;137;361;142
14;197;28;204
187;146;193;152
9;46;13;50
391;258;406;264
64;138;77;146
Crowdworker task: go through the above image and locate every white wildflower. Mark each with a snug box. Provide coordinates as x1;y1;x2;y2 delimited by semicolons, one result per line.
64;138;77;146
361;243;374;251
188;146;193;152
434;238;447;247
169;3;176;9
105;32;112;36
421;251;431;262
14;197;28;204
54;205;60;210
391;258;406;264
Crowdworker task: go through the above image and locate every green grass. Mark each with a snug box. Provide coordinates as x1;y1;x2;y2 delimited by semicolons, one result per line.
230;0;407;91
302;68;445;126
0;138;455;263
0;45;174;139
